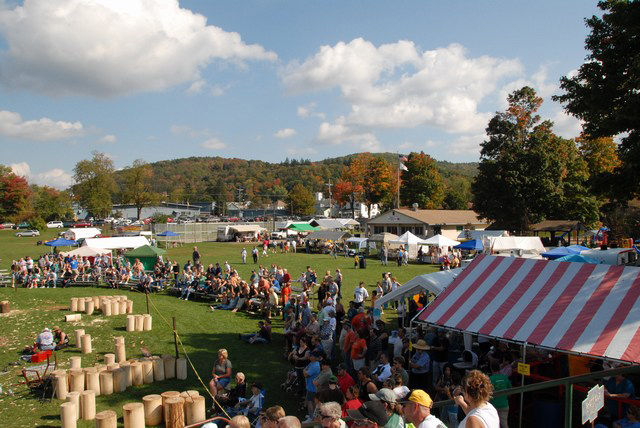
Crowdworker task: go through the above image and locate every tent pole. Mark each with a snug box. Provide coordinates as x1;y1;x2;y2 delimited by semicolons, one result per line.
519;342;526;428
564;382;573;428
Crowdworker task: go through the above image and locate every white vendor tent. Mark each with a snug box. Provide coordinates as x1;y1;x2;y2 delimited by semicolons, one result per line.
457;230;508;241
60;246;112;258
417;254;640;364
229;225;266;240
390;231;430;259
83;236;149;250
422;234;460;247
375;268;463;308
581;248;635;266
485;236;545;255
64;227;101;241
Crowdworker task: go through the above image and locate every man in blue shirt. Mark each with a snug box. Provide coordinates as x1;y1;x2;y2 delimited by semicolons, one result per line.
409;339;431;390
605;374;635;419
304;351;322;421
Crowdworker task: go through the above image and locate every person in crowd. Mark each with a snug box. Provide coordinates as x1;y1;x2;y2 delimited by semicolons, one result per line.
357;367;378;400
234;382;264;417
260;405;286;428
431;329;450;386
354;282;369;308
347;400;389;428
351;330;368;371
52;326;69;350
453;370;500;428
240;320;272;344
278;416;302;428
209;348;233;397
337;363;355;395
343;384;363;418
372;353;392;384
391;374;410;401
320;401;346;428
217;372;247;408
613;405;640;428
304;351;323;421
434;364;460;428
605;373;636;419
402;389;447;428
409;339;431;389
392;357;409;388
489;361;511;428
369;389;404;428
192;246;200;264
34;327;56;351
228;415;251;428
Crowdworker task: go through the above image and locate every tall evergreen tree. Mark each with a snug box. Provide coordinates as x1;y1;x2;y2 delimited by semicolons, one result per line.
400;152;444;209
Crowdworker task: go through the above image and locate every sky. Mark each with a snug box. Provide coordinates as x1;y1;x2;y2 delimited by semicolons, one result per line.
0;0;601;189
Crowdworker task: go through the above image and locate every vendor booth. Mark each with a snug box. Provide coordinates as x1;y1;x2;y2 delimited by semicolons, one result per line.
124;245;166;270
345;237;369;256
375;268;463;309
541;245;590;260
389;231;430;259
83;236;150;250
64;227;101;241
485;236;546;258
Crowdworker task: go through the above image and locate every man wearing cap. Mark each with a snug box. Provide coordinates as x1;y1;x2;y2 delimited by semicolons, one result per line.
409;340;431;389
402;390;446;428
369;388;404;428
34;327;55;351
303;352;322;421
347;400;389;428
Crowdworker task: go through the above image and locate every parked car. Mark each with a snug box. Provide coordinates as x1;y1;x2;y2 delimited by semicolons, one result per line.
73;221;92;228
13;222;30;229
1;222;15;229
46;221;64;228
16;229;40;237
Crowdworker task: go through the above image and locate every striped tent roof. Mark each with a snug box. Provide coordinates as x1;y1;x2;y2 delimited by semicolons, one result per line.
417;254;640;363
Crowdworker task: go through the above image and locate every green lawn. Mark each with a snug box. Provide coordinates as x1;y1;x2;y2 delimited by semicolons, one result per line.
0;230;437;427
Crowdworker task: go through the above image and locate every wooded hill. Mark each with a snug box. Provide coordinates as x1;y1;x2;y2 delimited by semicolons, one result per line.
125;153;477;207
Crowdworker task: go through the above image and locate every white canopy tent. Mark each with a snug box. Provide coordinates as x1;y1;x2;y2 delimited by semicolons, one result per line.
83;236;150;250
375;268;463;308
457;230;508;241
64;227;101;241
422;234;460;247
581;248;635;266
60;246;112;258
485;236;546;255
389;231;430;259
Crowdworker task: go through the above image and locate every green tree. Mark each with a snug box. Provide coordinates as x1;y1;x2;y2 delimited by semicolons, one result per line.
400;152;444;209
443;176;472;210
73;151;116;218
472;87;600;233
286;183;315;216
32;185;73;221
0;165;32;222
554;0;640;200
120;160;161;219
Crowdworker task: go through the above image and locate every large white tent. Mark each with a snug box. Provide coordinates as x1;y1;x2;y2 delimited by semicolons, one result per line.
485;236;545;255
64;227;101;241
457;230;508;241
60;246;112;258
375;268;463;308
389;231;430;259
83;236;149;250
422;234;460;247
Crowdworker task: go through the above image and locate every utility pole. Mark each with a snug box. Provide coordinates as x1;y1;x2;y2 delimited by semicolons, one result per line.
325;179;333;217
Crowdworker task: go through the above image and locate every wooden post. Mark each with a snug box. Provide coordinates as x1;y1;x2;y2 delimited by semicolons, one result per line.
185;395;206;425
115;343;126;363
0;300;9;313
85;368;100;397
173;317;179;358
142;359;154;384
85;299;94;315
95;410;117;428
80;390;96;420
119;300;127;314
176;358;187;380
135;315;144;331
53;370;69;400
70;298;78;312
70;356;82;369
113;367;127;393
60;401;77;428
66;391;81;420
180;390;199;399
163;355;176;379
143;314;152;331
102;300;112;316
143;394;163;426
114;336;125;346
80;334;92;354
73;330;85;348
161;391;181;423
165;396;185;428
104;353;116;365
152;357;165;381
99;371;113;395
123;402;145;428
131;361;143;386
69;369;85;392
126;315;135;332
77;298;86;312
126;299;133;314
120;361;132;387
112;300;120;316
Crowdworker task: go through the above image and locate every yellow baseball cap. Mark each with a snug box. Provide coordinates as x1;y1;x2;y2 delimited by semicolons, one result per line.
404;389;433;408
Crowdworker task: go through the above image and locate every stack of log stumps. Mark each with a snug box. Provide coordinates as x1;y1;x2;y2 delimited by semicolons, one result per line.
66;296;134;322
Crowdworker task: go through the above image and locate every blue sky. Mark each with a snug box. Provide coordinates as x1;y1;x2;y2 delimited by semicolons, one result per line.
0;0;600;188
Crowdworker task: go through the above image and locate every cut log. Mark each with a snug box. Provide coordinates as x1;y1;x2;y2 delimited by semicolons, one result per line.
69;356;82;370
80;390;96;420
119;300;127;314
66;391;81;420
115;343;126;363
73;330;85;349
126;315;135;332
95;410;117;428
123;402;145;428
85;368;100;397
104;353;116;365
163;355;176;379
141;359;154;384
60;401;77;428
180;390;200;399
143;314;152;331
152;357;165;381
185;394;206;425
80;334;92;354
143;394;163;426
131;361;143;386
53;370;68;400
65;313;81;322
102;301;112;316
111;300;120;316
134;315;144;332
77;298;85;312
126;299;133;313
69;369;84;393
0;300;10;313
70;298;78;312
165;396;185;428
161;391;181;423
113;367;127;393
119;361;132;387
176;358;187;380
99;370;113;395
114;336;125;346
85;300;94;315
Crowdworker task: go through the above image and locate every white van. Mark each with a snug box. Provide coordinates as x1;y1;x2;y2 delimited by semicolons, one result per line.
46;221;64;228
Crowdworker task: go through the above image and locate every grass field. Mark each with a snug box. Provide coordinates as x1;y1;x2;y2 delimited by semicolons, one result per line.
0;229;437;427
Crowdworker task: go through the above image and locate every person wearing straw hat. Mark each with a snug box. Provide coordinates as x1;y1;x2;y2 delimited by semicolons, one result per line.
401;389;446;428
409;339;431;390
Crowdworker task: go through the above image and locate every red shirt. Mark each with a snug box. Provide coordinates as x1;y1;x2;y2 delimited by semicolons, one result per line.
282;285;291;304
282;272;291;284
342;398;363;419
351;338;366;360
338;372;355;395
352;313;371;333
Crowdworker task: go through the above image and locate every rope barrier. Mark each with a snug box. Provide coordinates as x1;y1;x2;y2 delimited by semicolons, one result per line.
146;293;232;419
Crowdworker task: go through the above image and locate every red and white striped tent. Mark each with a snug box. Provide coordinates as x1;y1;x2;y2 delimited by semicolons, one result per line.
417;254;640;363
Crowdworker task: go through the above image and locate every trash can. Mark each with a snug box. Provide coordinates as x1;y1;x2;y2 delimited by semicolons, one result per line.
359;256;366;269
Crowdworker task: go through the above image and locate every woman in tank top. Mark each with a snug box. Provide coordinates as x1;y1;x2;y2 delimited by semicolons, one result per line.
454;369;500;428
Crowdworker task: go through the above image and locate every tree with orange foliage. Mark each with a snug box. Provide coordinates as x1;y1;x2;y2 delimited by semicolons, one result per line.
0;165;32;222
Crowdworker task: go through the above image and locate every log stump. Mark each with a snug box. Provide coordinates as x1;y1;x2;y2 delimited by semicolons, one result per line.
185;395;206;425
95;410;117;428
176;358;187;380
60;401;77;428
0;300;10;313
80;390;96;420
142;394;163;426
165;396;185;428
123;402;145;428
99;370;113;395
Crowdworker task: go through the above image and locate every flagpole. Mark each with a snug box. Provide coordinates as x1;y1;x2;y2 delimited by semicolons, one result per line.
397;152;400;209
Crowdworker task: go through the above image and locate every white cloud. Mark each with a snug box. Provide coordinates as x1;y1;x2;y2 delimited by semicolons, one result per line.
201;138;226;150
274;128;297;139
210;85;225;97
317;118;381;151
297;102;325;119
186;80;226;96
10;162;74;189
97;134;117;144
0;110;84;141
186;79;207;95
0;0;277;97
552;110;583;139
171;125;210;139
